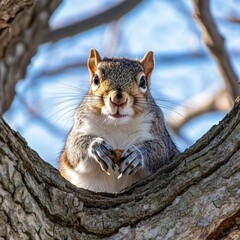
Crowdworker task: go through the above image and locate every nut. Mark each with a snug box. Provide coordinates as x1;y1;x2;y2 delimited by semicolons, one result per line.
113;149;124;166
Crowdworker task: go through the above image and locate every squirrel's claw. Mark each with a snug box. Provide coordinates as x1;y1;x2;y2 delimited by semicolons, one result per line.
88;137;116;173
118;145;144;176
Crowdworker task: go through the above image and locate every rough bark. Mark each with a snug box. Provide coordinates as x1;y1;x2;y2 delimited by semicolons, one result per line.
0;0;62;114
0;97;239;239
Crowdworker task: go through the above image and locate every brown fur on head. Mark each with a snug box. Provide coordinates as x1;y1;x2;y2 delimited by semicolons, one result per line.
86;49;155;123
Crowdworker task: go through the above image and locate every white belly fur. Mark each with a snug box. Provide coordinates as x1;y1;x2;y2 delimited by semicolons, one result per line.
71;113;153;192
79;113;154;149
64;167;144;193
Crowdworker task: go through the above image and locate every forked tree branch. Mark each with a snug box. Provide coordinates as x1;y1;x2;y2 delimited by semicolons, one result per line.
0;98;239;239
193;0;240;102
167;0;240;138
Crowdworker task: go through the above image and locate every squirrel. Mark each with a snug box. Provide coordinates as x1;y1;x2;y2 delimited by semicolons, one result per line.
59;49;179;193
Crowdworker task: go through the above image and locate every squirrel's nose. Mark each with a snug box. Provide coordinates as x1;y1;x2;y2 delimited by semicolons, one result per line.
116;89;122;99
110;94;127;108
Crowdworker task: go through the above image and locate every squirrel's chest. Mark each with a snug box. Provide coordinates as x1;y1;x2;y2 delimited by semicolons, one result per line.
80;116;153;149
103;127;149;149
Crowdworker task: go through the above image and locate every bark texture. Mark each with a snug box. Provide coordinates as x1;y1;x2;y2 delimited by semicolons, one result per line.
0;98;239;239
0;0;61;114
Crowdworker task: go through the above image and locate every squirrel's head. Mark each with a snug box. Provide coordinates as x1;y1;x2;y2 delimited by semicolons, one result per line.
87;49;154;124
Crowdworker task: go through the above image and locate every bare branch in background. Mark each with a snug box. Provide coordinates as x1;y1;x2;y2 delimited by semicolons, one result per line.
193;0;240;102
42;0;144;43
16;94;64;137
166;0;240;140
167;88;231;135
29;51;212;82
226;16;240;24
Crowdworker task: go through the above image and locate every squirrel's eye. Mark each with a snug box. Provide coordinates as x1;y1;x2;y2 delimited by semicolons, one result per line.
93;74;100;85
139;76;147;89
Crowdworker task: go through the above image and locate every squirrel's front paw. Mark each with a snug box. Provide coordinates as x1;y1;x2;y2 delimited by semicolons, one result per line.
118;145;144;176
88;137;116;173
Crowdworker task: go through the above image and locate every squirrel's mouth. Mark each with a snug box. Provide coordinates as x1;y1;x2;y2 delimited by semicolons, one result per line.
110;113;127;119
109;111;127;119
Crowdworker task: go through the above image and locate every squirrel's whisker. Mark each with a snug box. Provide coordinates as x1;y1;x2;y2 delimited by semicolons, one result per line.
59;49;179;193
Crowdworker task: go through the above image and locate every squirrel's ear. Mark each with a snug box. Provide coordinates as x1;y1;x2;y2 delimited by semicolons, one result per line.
88;49;101;77
140;51;154;79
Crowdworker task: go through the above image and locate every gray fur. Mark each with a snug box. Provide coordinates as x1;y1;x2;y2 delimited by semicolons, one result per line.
98;58;143;91
59;54;179;192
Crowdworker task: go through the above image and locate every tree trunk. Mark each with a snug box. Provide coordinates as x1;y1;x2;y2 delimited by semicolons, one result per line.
0;97;239;239
0;0;62;114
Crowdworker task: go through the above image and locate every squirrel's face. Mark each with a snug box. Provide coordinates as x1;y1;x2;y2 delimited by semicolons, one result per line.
86;49;154;124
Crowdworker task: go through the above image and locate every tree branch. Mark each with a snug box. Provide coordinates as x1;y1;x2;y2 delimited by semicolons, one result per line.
193;0;240;102
28;51;213;83
0;96;239;238
0;0;33;30
226;16;240;24
167;88;231;134
41;0;144;43
0;0;62;114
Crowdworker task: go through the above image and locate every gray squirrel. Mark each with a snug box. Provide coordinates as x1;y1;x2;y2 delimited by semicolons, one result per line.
59;49;179;193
